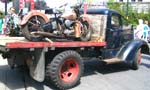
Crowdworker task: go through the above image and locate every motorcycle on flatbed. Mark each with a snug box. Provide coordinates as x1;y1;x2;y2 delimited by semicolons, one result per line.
21;4;92;42
0;7;150;90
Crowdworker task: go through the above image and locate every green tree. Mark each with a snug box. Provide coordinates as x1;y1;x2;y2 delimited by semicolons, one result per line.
107;1;150;26
0;11;5;18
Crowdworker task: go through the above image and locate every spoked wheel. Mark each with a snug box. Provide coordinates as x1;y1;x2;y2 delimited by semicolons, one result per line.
22;16;46;41
46;50;84;90
130;49;142;70
80;22;92;41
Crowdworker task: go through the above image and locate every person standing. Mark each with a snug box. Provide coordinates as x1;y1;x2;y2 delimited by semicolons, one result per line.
135;19;150;42
144;20;149;28
144;20;150;42
135;19;144;39
0;12;4;34
5;7;19;35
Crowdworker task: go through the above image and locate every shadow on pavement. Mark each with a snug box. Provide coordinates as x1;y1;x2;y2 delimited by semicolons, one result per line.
0;60;130;90
83;54;150;77
0;56;149;90
83;59;130;77
142;54;150;60
141;63;150;69
141;54;150;69
0;65;27;90
0;65;58;90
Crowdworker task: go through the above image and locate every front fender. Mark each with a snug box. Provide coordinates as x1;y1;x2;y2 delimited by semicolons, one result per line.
20;10;49;25
117;39;149;62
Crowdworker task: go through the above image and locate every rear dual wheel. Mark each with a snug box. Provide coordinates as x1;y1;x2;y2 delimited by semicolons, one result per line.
46;50;84;90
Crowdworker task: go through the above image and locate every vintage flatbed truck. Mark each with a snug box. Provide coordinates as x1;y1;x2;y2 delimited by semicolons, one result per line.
0;8;150;90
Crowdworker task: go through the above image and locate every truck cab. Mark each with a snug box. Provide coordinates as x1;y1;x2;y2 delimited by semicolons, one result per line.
82;8;134;59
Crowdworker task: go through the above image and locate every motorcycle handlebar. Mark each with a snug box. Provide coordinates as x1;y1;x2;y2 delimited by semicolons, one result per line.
59;3;68;8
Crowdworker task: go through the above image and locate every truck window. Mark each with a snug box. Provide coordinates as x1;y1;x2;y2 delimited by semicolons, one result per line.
111;15;120;28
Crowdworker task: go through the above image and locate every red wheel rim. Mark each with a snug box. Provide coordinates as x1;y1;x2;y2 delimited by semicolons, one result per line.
59;58;79;83
137;51;142;64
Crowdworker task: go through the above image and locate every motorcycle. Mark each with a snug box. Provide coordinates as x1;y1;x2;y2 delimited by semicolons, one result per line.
22;4;92;41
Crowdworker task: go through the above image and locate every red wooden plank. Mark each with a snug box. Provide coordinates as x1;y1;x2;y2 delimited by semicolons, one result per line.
6;41;107;48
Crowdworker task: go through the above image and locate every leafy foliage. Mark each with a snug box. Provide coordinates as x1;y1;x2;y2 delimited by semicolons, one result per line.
0;11;4;18
107;1;150;26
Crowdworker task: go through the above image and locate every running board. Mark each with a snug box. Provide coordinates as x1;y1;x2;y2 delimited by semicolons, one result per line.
103;58;122;64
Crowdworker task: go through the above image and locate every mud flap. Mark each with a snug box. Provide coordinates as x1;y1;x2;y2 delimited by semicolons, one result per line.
29;48;46;82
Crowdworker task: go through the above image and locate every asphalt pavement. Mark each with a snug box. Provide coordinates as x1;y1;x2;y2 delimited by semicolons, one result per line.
0;54;150;90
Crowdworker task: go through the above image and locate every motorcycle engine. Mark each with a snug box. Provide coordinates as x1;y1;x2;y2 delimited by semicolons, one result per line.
42;19;57;33
64;20;74;30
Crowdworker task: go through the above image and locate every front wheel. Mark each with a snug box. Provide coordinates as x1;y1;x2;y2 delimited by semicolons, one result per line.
46;50;84;90
130;49;142;70
22;16;46;41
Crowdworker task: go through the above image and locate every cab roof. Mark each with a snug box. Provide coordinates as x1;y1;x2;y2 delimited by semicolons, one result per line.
80;8;120;15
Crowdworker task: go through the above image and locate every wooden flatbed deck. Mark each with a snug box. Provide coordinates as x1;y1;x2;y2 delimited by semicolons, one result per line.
0;36;27;46
0;35;107;49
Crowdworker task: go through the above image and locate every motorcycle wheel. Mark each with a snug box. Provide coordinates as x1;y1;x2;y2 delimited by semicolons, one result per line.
22;16;46;41
80;22;92;41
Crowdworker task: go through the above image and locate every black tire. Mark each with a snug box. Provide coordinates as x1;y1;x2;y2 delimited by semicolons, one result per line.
46;50;84;90
130;49;142;70
80;22;92;41
22;16;46;41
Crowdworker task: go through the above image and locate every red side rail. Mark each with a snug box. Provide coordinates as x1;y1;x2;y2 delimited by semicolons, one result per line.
6;41;107;49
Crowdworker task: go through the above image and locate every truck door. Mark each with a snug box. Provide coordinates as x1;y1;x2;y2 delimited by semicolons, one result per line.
103;13;123;58
120;18;134;45
106;13;122;49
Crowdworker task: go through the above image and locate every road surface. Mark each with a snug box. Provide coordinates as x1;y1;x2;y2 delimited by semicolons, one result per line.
0;54;150;90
